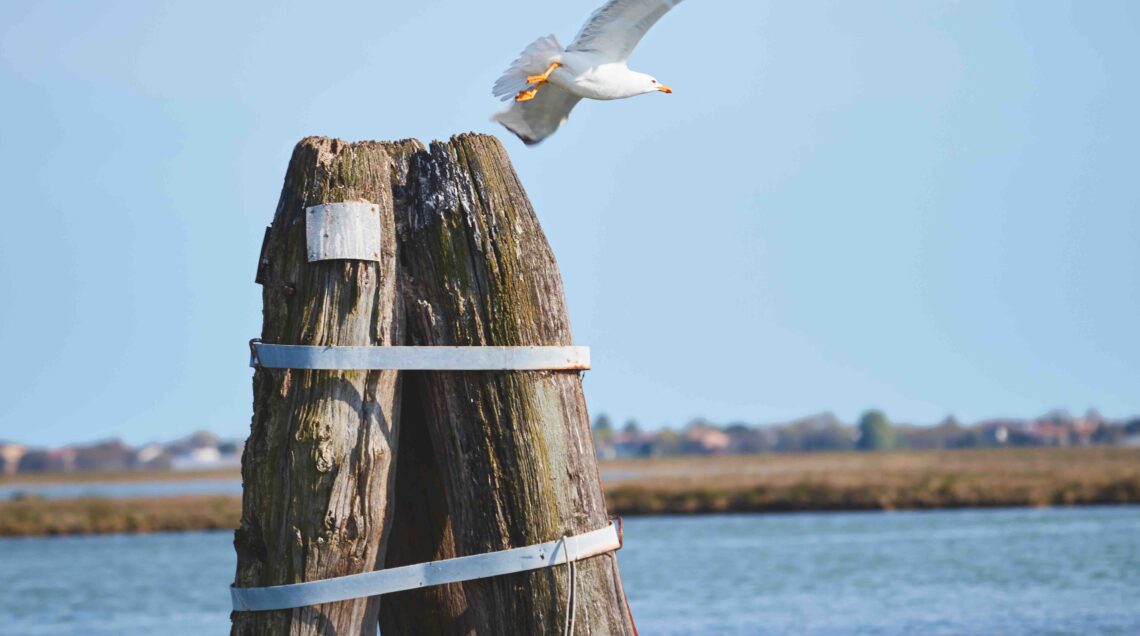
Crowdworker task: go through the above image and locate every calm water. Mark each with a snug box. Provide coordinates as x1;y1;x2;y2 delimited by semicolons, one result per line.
1;506;1137;635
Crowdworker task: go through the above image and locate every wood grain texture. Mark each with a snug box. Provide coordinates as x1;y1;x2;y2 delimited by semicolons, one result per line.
232;137;414;635
380;134;635;635
379;375;474;634
234;133;632;635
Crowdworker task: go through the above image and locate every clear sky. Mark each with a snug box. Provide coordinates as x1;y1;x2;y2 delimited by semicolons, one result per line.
1;1;1137;447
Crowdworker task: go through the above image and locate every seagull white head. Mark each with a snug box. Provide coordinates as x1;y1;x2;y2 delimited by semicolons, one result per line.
604;71;674;98
639;73;673;95
491;0;684;145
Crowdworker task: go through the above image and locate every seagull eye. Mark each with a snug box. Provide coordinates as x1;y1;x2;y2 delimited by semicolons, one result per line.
651;79;657;83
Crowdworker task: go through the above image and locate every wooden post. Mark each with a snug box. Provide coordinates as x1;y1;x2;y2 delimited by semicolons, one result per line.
232;138;410;635
234;134;634;635
380;135;636;635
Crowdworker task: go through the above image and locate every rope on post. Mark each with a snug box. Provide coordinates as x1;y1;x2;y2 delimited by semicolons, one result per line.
231;522;621;612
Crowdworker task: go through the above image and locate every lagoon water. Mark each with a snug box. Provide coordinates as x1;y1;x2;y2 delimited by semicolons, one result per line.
1;506;1137;635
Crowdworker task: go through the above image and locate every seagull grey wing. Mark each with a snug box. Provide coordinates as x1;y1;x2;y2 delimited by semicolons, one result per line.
491;85;583;145
567;0;683;62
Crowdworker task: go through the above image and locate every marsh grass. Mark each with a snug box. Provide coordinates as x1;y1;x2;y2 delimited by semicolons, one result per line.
603;447;1140;514
2;448;1137;536
0;468;240;485
0;495;241;536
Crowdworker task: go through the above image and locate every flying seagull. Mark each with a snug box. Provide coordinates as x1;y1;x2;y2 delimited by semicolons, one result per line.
492;0;684;145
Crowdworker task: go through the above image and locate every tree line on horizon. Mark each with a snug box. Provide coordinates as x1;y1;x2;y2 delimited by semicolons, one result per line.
591;409;1140;458
5;409;1138;475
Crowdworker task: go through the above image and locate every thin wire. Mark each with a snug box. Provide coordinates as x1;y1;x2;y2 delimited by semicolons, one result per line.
563;535;578;636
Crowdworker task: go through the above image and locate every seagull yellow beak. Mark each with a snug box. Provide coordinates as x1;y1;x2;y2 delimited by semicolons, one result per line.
657;85;673;94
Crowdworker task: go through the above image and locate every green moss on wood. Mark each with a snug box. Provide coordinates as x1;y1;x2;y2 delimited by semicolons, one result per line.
383;133;631;636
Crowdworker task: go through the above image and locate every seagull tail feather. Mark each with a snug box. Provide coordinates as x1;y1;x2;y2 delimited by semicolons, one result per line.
491;84;581;146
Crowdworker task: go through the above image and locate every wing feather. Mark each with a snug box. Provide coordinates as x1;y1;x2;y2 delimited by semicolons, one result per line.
491;85;583;145
567;0;683;62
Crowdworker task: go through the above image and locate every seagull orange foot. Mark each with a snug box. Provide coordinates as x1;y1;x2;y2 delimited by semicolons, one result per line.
515;87;539;102
526;62;562;85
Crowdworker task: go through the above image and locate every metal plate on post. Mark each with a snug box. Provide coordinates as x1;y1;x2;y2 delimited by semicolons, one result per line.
305;201;382;262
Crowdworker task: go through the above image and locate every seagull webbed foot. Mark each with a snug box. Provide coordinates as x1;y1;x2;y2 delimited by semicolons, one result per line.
526;62;562;85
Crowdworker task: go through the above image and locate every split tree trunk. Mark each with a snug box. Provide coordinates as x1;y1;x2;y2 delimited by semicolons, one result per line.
232;138;410;635
380;135;636;635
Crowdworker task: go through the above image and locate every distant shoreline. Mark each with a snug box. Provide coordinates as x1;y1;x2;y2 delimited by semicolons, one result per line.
0;467;240;486
2;448;1138;537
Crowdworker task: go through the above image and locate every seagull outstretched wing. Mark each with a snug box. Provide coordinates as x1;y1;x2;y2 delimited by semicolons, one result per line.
567;0;684;62
491;84;583;145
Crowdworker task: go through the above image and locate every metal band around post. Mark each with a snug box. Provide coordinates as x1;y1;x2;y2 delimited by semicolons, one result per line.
231;522;621;612
249;342;590;371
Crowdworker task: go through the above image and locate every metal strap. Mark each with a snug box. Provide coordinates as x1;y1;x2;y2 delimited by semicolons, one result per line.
249;341;590;371
231;521;621;612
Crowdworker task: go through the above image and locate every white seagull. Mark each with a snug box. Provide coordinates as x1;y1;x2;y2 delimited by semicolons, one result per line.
492;0;684;145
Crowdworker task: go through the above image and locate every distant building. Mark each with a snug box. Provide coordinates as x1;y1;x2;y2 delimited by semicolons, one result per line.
19;448;77;473
684;426;730;455
74;439;137;472
994;425;1009;444
136;443;172;470
0;443;27;475
976;419;1024;445
166;432;242;471
612;432;654;458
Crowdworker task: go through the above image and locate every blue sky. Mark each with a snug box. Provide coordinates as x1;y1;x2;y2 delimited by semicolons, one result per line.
1;1;1137;446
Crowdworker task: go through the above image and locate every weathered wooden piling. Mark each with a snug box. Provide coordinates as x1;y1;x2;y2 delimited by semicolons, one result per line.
234;134;634;635
232;138;409;635
380;135;635;635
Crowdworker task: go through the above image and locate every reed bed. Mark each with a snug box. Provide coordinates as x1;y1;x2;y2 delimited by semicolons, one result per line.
2;448;1137;536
